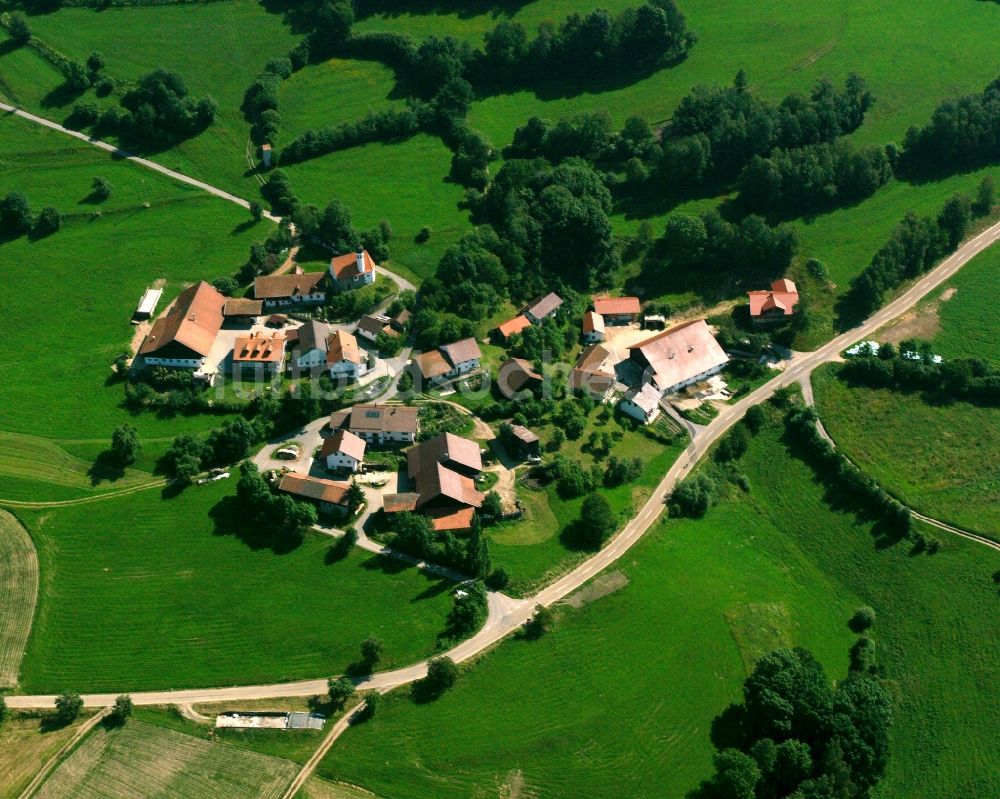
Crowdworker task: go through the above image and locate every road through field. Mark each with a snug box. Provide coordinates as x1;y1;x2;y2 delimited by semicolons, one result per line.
8;214;1000;710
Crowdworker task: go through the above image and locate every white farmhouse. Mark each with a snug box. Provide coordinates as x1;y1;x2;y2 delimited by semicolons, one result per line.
619;383;662;425
327;329;369;381
322;429;367;473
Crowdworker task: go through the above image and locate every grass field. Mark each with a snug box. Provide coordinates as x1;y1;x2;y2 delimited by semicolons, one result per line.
9;0;299;196
0;113;258;443
490;421;686;594
928;244;1000;365
316;412;1000;799
282;133;470;283
0;713;95;799
812;365;1000;537
0;510;38;687
33;720;297;799
16;479;456;692
300;777;376;799
279;58;403;142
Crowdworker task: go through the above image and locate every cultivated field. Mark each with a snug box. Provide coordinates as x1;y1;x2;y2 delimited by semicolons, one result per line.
317;414;1000;799
0;510;38;687
300;777;378;799
0;714;93;799
32;720;298;799
812;366;1000;537
17;480;456;692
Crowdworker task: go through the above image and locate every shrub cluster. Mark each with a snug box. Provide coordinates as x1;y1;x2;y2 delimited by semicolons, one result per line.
841;353;1000;406
242;57;294;146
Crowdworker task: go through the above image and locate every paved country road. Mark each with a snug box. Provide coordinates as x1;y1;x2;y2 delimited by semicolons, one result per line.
5;98;1000;708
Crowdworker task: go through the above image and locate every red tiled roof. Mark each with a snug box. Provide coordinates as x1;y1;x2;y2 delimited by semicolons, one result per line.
383;493;420;513
594;296;640;316
748;281;799;317
414;462;484;509
496;315;532;340
233;331;285;364
322;429;367;462
278;473;350;505
330;250;376;280
349;404;419;435
139;281;225;358
427;506;476;531
415;350;452;380
771;278;797;293
327;330;363;366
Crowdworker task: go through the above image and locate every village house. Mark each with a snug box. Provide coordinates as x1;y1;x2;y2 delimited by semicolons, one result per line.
356;313;394;344
231;331;285;376
340;403;419;446
383;432;484;531
619;383;662;425
593;296;641;325
327;329;369;381
569;343;616;402
254;267;327;308
138;281;225;370
582;310;606;343
497;357;543;400
523;292;564;324
277;472;351;515
413;338;482;384
330;249;377;292
629;319;729;395
748;278;800;325
288;320;331;370
322;429;367;473
493;314;532;343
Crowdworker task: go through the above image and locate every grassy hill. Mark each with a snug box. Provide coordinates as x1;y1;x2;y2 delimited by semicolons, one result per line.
315;411;1000;799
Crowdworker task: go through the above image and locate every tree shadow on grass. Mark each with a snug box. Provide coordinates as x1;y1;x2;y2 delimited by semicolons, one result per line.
412;576;452;602
710;703;747;751
558;519;601;553
210;495;303;554
40;82;86;110
231;218;259;236
353;0;530;21
359;553;410;575
87;450;126;486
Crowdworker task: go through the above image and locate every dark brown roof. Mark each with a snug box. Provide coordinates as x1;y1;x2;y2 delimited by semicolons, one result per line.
139;281;225;358
223;298;264;317
510;424;539;444
294;320;330;354
254;271;326;300
322;429;367;461
497;358;542;400
525;292;563;319
413;462;484;509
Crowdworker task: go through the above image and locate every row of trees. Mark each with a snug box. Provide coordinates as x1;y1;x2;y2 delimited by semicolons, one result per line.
160;418;265;484
844;179;993;320
390;512;494;581
242;57;295;146
737;140;893;217
841;352;1000;406
235;461;318;542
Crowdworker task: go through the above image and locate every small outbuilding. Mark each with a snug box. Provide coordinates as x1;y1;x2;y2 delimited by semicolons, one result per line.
619;383;662;425
583;310;606;343
134;287;163;321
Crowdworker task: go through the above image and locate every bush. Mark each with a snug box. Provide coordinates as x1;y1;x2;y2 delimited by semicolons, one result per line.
485;567;510;590
8;13;31;45
327;676;355;708
107;695;133;726
353;691;381;723
414;656;459;701
416;226;432;243
54;692;83;726
669;473;717;518
91;176;112;201
577;492;616;548
0;191;32;232
33;206;62;237
850;605;876;632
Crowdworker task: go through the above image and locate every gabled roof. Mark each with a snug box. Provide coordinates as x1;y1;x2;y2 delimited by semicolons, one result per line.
322;429;367;462
295;320;330;354
357;314;389;337
569;368;616;398
497;357;542;400
330;249;376;280
382;493;420;513
223;298;264;317
427;506;476;531
510;424;539;444
233;331;285;364
139;281;225;358
415;350;452;380
328;330;363;366
440;337;482;366
583;310;605;335
623;383;661;414
349;404;419;435
593;296;640;316
496;315;532;340
524;292;563;319
254;271;326;300
278;473;350;505
413;462;484;509
576;343;611;372
748;279;800;317
407;432;483;478
629;319;729;390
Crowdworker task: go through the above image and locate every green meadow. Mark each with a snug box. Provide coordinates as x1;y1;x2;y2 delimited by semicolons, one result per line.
930;244;1000;366
15;479;456;692
317;414;1000;799
0;114;257;444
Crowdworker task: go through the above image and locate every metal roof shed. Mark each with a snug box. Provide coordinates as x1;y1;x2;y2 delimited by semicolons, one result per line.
135;287;163;320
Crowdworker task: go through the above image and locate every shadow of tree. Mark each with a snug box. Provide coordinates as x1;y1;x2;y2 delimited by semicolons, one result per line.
210;495;303;554
86;450;126;486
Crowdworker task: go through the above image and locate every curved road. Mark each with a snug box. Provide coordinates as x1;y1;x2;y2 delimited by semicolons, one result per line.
4;98;1000;708
8;217;1000;710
